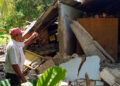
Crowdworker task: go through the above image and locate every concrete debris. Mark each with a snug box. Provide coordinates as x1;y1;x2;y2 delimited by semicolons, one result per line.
100;67;120;86
53;52;74;65
37;74;43;79
59;55;104;86
0;54;5;62
0;72;5;80
25;70;37;80
21;81;33;86
30;58;42;68
0;63;5;80
0;46;5;55
0;1;119;86
0;63;4;71
75;80;96;86
36;59;55;74
59;81;69;86
104;63;120;69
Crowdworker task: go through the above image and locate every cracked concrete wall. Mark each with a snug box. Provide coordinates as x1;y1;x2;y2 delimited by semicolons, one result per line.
58;3;82;56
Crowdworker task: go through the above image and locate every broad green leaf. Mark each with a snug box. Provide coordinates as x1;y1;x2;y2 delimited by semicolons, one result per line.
37;66;66;86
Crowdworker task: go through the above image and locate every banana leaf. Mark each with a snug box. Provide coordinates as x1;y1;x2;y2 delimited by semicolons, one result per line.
37;66;66;86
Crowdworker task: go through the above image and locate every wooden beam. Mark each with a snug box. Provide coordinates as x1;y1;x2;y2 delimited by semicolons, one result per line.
34;0;58;31
85;73;90;86
93;41;115;63
70;21;106;62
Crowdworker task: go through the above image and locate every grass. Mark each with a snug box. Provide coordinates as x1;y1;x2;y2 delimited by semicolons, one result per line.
0;34;11;46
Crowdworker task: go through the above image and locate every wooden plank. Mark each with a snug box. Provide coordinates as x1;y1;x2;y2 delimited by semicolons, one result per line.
94;41;115;62
70;21;106;62
34;0;58;31
24;50;44;66
85;73;90;86
78;18;118;60
23;0;58;38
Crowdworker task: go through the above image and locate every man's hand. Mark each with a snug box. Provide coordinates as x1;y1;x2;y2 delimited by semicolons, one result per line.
31;32;38;39
24;32;38;47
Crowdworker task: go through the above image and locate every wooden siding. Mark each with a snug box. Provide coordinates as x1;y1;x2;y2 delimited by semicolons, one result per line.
78;18;118;60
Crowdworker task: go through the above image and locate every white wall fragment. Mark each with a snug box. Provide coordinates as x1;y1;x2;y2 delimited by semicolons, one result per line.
59;55;103;85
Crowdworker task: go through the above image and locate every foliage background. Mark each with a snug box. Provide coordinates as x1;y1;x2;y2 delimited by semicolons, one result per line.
0;0;54;45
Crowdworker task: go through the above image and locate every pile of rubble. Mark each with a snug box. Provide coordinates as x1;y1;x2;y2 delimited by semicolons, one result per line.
22;15;120;85
23;18;120;86
0;46;5;55
22;49;120;86
0;62;5;80
0;1;120;85
0;46;6;80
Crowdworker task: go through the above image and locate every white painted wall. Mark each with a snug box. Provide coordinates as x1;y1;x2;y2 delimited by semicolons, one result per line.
60;55;103;85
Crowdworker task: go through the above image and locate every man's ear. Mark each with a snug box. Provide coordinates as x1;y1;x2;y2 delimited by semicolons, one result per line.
13;36;17;40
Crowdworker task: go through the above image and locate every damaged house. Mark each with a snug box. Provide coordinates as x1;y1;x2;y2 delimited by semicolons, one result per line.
22;0;120;86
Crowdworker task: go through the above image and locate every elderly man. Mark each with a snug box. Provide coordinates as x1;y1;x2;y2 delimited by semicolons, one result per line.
5;28;38;86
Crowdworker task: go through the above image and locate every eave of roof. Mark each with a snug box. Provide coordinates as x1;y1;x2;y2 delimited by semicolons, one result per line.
23;0;58;37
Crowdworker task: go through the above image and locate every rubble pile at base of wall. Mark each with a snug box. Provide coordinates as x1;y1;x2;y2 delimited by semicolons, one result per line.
0;63;5;80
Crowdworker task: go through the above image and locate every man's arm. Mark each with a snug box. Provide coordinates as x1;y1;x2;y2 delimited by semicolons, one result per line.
24;32;38;47
12;64;27;83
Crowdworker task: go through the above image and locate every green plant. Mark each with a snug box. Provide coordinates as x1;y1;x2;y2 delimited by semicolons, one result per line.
0;0;47;31
37;66;66;86
42;0;54;7
0;0;14;17
2;66;66;86
0;34;10;45
29;80;37;86
0;79;11;86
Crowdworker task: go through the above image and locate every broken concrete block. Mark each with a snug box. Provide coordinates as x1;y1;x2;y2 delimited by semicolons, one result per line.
36;59;55;74
53;52;74;65
58;79;69;86
0;63;4;71
0;72;5;80
60;55;103;86
100;68;120;86
76;80;96;86
21;82;33;86
37;74;43;79
59;81;69;86
25;70;37;80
